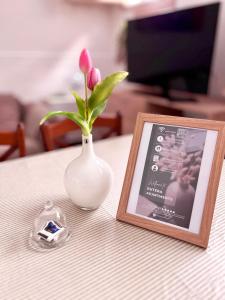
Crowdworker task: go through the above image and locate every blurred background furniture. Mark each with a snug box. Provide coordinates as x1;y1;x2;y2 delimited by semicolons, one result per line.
0;94;49;157
0;123;26;162
146;95;225;120
109;82;225;134
40;112;122;151
1;0;225;160
0;94;22;131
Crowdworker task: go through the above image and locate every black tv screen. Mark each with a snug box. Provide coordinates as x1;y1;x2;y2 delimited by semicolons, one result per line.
127;3;220;95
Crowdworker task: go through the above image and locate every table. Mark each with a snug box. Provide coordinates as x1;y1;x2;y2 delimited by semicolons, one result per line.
0;135;225;300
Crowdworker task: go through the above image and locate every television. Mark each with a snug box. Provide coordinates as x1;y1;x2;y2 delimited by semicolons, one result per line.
127;3;220;98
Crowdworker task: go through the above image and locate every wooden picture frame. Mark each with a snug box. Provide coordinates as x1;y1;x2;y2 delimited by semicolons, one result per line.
117;113;225;248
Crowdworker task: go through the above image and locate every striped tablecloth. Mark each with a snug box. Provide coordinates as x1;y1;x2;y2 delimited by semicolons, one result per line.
0;135;225;300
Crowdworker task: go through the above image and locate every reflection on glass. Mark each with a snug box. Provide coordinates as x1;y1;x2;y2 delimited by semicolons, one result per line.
29;201;71;252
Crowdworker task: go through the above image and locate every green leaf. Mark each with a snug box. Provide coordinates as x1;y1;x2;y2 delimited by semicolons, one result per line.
89;102;107;128
88;71;128;110
71;90;85;119
40;111;90;136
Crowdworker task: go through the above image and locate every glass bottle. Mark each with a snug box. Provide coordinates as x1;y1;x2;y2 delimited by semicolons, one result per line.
29;200;71;251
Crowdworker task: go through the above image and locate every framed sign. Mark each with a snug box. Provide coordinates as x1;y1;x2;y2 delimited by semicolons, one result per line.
117;113;225;248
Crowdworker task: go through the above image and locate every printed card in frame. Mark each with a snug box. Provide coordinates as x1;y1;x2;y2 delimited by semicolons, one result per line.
117;113;225;248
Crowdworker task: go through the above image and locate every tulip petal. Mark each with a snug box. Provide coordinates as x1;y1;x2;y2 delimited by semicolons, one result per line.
87;67;101;90
79;49;92;74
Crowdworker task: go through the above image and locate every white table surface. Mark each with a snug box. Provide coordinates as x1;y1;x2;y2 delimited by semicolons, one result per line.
0;135;225;300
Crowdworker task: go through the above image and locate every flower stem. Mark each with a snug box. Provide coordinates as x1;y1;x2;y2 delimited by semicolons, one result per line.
84;74;88;121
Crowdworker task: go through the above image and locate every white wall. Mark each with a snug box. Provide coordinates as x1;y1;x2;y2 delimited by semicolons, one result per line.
1;0;223;103
175;0;225;96
0;0;124;103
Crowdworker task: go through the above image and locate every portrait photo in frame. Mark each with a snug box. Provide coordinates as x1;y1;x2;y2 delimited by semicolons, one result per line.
117;113;225;248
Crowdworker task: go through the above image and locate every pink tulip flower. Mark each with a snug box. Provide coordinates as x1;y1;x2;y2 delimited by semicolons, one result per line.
79;49;92;74
87;67;101;90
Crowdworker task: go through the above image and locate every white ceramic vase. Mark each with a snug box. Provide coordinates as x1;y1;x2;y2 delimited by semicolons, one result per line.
64;134;113;211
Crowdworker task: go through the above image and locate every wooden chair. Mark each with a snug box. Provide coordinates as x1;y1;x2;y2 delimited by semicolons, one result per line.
0;123;26;162
40;112;122;151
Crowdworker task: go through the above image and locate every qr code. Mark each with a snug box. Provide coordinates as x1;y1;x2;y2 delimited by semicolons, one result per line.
177;128;187;138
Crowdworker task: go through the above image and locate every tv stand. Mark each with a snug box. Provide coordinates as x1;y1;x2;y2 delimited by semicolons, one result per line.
146;91;225;120
132;85;199;102
110;83;225;134
168;94;196;103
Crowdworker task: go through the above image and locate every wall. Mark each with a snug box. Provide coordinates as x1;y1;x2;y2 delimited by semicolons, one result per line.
175;0;225;96
0;0;124;103
2;0;222;103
